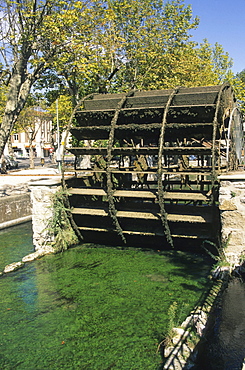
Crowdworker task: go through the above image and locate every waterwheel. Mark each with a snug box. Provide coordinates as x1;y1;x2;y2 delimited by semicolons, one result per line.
66;83;244;248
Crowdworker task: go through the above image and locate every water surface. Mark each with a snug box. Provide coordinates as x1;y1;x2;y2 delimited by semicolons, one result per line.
0;222;34;270
195;277;245;370
0;223;213;369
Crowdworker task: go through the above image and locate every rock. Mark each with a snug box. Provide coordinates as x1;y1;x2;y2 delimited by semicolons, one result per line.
164;346;175;357
221;211;245;228
234;182;245;189
4;261;24;273
195;321;205;336
219;188;230;196
163;343;190;370
172;327;189;345
0;183;30;197
181;316;194;328
219;199;237;211
22;251;45;262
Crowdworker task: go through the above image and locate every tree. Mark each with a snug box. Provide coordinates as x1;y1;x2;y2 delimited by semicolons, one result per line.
39;0;201;105
0;0;235;160
195;39;233;84
107;0;200;90
0;0;94;157
230;70;245;114
47;95;73;131
44;0;233;104
14;105;52;168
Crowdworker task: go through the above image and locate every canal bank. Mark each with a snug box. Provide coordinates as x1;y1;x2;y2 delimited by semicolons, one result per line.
0;167;61;230
218;172;245;266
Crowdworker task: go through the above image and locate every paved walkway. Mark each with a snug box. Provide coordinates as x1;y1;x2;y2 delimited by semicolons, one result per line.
0;167;63;198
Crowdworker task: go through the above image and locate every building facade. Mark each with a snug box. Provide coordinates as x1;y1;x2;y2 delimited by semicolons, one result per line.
9;118;56;158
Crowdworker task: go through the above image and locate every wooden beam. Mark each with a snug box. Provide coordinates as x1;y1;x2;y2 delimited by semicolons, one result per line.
71;207;211;222
78;226;213;239
69;187;209;201
75;105;216;126
69;146;213;156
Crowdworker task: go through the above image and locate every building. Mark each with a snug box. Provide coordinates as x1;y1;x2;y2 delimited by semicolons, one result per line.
10;117;56;158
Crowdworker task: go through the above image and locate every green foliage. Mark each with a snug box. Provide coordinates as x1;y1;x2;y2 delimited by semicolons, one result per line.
195;39;233;85
40;0;233;105
202;233;232;269
228;69;245;114
47;95;73;131
0;0;235;157
0;85;7;123
164;301;178;345
48;186;79;253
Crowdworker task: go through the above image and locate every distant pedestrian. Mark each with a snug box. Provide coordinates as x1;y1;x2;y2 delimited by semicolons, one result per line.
41;157;45;167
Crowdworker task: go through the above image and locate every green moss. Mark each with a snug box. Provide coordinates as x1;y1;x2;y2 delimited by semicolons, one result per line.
0;233;213;370
48;186;80;253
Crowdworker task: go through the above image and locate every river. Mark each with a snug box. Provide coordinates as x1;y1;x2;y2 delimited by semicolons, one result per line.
0;222;213;370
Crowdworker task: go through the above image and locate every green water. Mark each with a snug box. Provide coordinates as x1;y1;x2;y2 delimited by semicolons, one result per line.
0;223;213;369
0;223;34;270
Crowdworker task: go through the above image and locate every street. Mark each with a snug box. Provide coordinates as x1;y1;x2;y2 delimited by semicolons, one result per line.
16;157;56;170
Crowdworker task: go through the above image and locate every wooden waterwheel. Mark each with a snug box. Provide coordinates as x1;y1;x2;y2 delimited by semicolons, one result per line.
66;83;243;248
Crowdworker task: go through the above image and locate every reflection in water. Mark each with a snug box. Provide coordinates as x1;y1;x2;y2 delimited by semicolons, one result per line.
0;223;213;370
195;278;245;370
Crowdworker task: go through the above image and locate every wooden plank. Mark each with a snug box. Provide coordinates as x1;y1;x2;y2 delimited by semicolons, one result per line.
67;169;213;176
69;188;209;201
69;188;156;198
71;122;213;131
71;207;211;222
78;226;164;236
69;146;213;156
114;190;156;198
69;188;106;196
70;122;214;141
77;226;213;239
164;192;208;201
84;92;218;110
75;105;216;126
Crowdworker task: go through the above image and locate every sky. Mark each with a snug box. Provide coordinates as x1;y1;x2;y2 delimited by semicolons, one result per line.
187;0;245;74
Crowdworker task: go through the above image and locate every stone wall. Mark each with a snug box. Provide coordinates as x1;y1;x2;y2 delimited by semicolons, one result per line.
29;178;61;254
219;173;245;266
0;194;32;230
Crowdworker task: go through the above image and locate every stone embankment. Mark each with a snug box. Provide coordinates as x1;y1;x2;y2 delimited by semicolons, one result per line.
0;178;32;229
0;167;62;276
0;168;61;230
161;277;225;369
218;172;245;266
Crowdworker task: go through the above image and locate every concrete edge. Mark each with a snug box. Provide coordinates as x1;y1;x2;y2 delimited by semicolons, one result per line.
0;215;32;230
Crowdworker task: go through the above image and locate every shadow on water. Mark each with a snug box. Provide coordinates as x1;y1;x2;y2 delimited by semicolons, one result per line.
193;276;245;370
158;275;245;370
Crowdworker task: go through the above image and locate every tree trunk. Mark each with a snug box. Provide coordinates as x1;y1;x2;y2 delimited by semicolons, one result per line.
7;136;14;157
29;144;35;169
0;61;34;157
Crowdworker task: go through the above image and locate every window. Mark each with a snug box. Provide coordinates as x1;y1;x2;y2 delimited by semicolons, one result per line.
14;134;19;141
